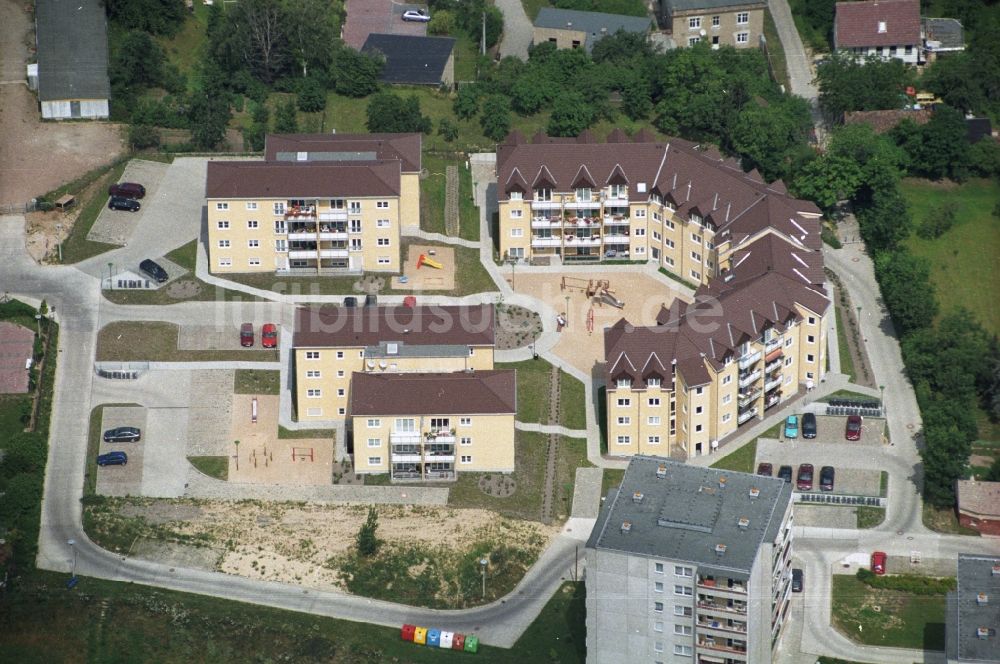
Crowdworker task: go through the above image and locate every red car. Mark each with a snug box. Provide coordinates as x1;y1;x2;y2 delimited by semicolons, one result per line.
240;323;254;347
845;415;863;441
796;464;814;491
871;551;887;575
261;323;278;348
108;182;146;199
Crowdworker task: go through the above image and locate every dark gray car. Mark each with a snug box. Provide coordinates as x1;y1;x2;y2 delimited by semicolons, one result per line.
140;259;168;283
802;412;817;438
103;426;141;443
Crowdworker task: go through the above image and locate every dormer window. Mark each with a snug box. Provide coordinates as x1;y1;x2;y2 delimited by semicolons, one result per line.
575;187;592;202
690;213;702;225
878;21;887;33
647;377;661;388
609;184;627;199
535;188;552;202
510;191;523;201
652;193;662;204
665;200;675;211
616;377;632;389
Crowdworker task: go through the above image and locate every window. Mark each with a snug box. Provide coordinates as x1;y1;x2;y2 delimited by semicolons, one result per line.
216;203;229;211
511;228;524;237
275;239;287;252
691;251;701;262
460;437;472;446
690;270;700;281
648;416;661;425
376;201;389;209
350;238;362;250
616;378;631;389
575;187;592;202
635;246;645;254
349;201;361;214
617;398;631;407
635;228;645;236
674;565;693;577
663;256;675;266
689;17;701;29
649;397;660;406
306;389;321;398
337;370;344;377
722;394;731;405
248;258;260;266
807;334;815;344
367;438;381;448
674;605;692;617
654;641;664;653
217;221;230;230
367;456;382;466
652;231;661;241
460;455;472;464
695;424;703;433
648;377;661;388
247;220;259;229
785;357;793;367
248;239;259;248
377;238;390;246
654;621;664;633
367;418;381;428
337;388;345;397
635;209;646;218
712;15;720;26
376;218;390;228
655;562;664;573
808;316;816;325
335;351;344;359
218;239;230;248
807;354;815;363
673;644;692;656
654;601;664;612
218;257;232;268
571;39;581;48
695;405;703;414
674;585;693;596
273;202;285;215
806;371;815;380
665;239;675;248
616;435;631;445
306;370;321;378
785;337;794;347
510;191;523;201
246;202;258;211
674;624;692;635
648;435;661;444
617;416;631;425
736;32;749;44
338;407;346;415
510;209;523;219
905;45;913;55
736;11;749;24
691;232;702;243
460;417;471;427
307;408;322;417
349;219;362;234
722;413;731;423
378;257;391;265
305;351;320;360
535;188;552;201
654;582;664;593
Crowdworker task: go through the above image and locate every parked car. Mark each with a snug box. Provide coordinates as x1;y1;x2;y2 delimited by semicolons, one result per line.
784;415;799;439
871;551;887;575
96;451;128;466
777;465;793;483
261;323;278;348
820;465;835;491
103;426;141;443
344;296;358;308
756;462;773;476
802;412;817;439
364;294;377;307
791;568;803;593
240;323;254;347
108;182;146;199
108;196;140;212
796;463;814;491
139;259;168;283
402;8;430;21
845;415;863;441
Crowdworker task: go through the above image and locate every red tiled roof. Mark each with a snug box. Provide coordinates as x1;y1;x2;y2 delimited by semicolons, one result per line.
0;322;35;394
957;480;1000;519
205;161;401;199
834;0;920;48
293;305;495;348
350;370;516;416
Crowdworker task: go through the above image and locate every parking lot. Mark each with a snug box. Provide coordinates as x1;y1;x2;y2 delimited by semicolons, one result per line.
777;414;885;446
87;160;170;246
95;406;146;496
176;324;268;351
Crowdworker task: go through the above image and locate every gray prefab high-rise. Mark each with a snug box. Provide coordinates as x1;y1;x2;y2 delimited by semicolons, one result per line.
585;456;794;663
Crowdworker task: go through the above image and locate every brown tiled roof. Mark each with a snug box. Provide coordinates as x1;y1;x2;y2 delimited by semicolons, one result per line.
725;233;825;287
957;480;1000;519
843;109;932;134
264;133;422;172
205;161;401;199
834;0;920;48
293;305;495;348
350;370;516;415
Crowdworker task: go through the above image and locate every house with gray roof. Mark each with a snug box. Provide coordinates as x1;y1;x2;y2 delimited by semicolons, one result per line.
532;7;651;52
661;0;767;49
947;553;1000;663
586;456;794;663
34;0;110;119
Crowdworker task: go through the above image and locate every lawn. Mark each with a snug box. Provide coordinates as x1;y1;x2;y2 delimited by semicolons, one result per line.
601;468;625;497
831;575;947;651
156;4;212;90
787;0;831;51
902;178;1000;335
234;369;280;395
834;304;855;381
496;358;587;430
821;389;879;403
421;152;481;241
187;456;228;480
710;439;758;474
922;502;980;536
96;322;278;362
278;425;336;440
58;157;130;264
763;9;791;93
448;432;590;522
856;506;885;529
0;570;586;664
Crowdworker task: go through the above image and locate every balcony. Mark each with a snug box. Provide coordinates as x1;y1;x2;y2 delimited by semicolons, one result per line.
765;337;782;352
319;230;348;241
697;618;747;635
319;209;347;221
765;358;782;373
765;376;782;392
531;236;562;247
530;218;562;229
697;600;747;615
738;408;758;425
738;370;761;389
603;215;630;225
563;199;596;209
697;579;747;595
564;235;601;247
318;248;348;259
288;249;318;260
390;452;422;464
284;205;316;219
738;350;762;370
737;389;761;408
288;231;318;241
765;347;783;364
390;431;420;444
697;639;747;657
764;394;781;410
425;430;455;443
530;199;560;209
604;234;630;244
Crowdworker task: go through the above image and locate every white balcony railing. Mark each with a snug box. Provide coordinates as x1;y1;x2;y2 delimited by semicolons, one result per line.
604;234;630;244
738;370;761;389
318;231;347;241
765;359;782;373
738;350;762;370
765;338;782;353
765;377;782;392
530;218;562;229
531;236;562;247
565;236;601;246
603;215;630;225
319;209;347;221
287;231;317;241
288;249;318;259
390;453;422;464
424;454;455;463
563;200;597;209
738;408;758;424
738;389;761;408
530;200;560;209
318;249;349;259
390;432;420;444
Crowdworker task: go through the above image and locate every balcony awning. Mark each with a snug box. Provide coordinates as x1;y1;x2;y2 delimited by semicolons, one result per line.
765;348;783;363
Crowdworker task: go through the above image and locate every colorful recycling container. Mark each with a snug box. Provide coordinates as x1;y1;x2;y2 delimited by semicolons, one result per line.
452;633;465;650
464;635;479;653
401;624;416;642
414;626;427;645
427;628;441;647
440;631;454;649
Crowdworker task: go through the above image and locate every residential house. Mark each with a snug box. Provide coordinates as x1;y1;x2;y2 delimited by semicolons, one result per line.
362;34;456;87
834;0;921;64
205;133;421;275
955;480;1000;536
350;370;516;481
947;554;1000;663
586;456;794;663
922;17;965;62
34;0;110;119
532;7;651;52
660;0;767;49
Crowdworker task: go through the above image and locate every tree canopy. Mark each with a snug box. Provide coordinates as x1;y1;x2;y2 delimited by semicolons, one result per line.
366;92;432;134
816;55;912;121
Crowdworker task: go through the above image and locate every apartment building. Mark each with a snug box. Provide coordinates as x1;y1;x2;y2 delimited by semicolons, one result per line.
204;133;421;275
833;0;921;64
350;370;516;481
660;0;766;49
947;554;1000;663
586;456;794;663
495;129;823;287
292;304;496;422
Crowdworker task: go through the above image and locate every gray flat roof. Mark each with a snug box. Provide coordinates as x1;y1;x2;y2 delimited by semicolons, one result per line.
666;0;767;12
587;456;791;579
923;17;965;50
35;0;110;102
364;342;469;359
955;553;1000;663
534;7;651;51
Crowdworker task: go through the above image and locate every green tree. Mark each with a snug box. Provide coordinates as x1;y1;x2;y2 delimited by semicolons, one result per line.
856;186;912;251
356;507;380;556
791;154;863;211
551;0;647;17
923;53;987;114
510;76;551;116
438;118;459;142
986;456;1000;482
223;0;291;83
428;9;455;35
105;0;186;36
283;0;337;77
274;97;299;133
188;89;231;150
817;54;912;120
620;73;652;120
916;201;958;239
730;98;810;181
297;77;327;112
968;138;1000;177
127;124;161;150
365;92;432;133
110;30;165;90
874;251;937;337
453;84;481;119
920;423;970;507
332;48;383;97
479;94;512;142
546;91;595;137
911;105;970;180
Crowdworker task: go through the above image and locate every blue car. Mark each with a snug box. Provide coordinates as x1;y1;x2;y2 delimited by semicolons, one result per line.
97;451;128;466
784;415;799;439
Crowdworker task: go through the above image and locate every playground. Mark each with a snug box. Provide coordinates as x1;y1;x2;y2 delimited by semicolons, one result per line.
512;271;683;374
228;394;333;486
391;243;456;291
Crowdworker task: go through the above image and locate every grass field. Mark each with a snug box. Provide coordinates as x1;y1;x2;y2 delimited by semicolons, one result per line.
234;369;280;395
521;0;551;20
902;178;1000;335
96;322;278;363
834;304;855;381
856;506;885;529
831;575;947;651
187;456;228;480
421;152;481;241
1;570;586;663
59;158;130;264
710;439;758;474
156;4;211;90
496;358;587;430
922;502;980;536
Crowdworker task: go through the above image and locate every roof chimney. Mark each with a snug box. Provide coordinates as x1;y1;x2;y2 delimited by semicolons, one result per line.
749;486;761;500
621;520;632;534
737;516;750;530
656;463;668;479
977;626;991;639
686;181;692;202
714;543;727;556
633;491;644;504
718;476;727;490
977;592;989;605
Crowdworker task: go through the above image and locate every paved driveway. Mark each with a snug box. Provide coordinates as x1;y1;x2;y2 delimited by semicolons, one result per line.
141;407;190;497
87;160;169;245
96;405;146;496
495;0;533;59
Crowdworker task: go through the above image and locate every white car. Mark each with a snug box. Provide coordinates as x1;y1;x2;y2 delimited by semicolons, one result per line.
402;9;430;22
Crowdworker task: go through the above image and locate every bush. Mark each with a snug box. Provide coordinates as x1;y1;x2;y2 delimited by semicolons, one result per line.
297;77;327;112
428;9;455;35
856;568;955;595
438;118;459;142
916;201;958;239
127;124;161;150
356;507;380;557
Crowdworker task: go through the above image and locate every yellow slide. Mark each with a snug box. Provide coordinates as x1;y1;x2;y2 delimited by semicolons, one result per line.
417;254;443;269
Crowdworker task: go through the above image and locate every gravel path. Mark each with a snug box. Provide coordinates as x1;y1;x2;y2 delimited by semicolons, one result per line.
495;0;533;60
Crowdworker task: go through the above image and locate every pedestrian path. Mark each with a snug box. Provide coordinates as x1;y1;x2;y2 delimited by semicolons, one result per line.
514;421;587;438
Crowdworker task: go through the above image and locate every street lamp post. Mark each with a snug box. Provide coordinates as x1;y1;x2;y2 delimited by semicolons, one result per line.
565;295;570;326
107;262;114;290
880;385;885;413
480;557;488;599
67;539;77;578
507;256;517;291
